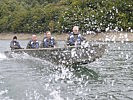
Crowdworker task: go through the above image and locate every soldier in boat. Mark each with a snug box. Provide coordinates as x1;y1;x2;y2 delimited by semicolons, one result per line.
10;36;23;50
40;31;56;48
26;35;39;49
67;26;86;46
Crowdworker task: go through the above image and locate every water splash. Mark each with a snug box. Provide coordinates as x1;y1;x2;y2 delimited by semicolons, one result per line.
0;90;13;100
8;52;30;59
0;53;7;60
105;33;129;42
25;89;44;100
6;52;45;62
50;90;64;100
0;90;8;96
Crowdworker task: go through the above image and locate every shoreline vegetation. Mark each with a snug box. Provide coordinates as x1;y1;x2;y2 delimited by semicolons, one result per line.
0;0;132;33
0;32;133;42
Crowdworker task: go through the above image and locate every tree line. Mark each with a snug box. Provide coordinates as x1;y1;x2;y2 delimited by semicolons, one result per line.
0;0;132;34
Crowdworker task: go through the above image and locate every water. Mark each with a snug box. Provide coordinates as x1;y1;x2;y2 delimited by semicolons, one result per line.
0;40;133;100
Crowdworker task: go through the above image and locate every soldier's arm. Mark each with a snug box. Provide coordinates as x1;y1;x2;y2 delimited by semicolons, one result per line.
26;41;31;49
10;41;18;49
40;40;44;48
66;37;70;46
17;42;22;49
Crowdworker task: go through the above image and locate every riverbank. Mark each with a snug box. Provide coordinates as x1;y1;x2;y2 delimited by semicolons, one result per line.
0;32;133;41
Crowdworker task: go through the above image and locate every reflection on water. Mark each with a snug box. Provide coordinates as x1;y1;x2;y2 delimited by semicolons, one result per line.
0;40;133;100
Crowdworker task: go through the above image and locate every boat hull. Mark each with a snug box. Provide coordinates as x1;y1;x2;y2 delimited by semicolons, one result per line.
4;44;106;65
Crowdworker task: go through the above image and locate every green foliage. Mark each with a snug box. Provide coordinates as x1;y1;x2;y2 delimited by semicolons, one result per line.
0;0;132;33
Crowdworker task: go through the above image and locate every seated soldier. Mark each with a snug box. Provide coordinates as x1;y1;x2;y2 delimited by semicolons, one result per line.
67;26;85;46
26;35;39;49
10;36;22;50
40;31;56;48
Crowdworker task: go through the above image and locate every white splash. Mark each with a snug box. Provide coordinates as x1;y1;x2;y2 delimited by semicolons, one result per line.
0;90;8;96
25;90;44;100
0;90;13;100
0;53;7;60
11;52;30;59
105;33;129;42
50;90;64;100
71;48;77;58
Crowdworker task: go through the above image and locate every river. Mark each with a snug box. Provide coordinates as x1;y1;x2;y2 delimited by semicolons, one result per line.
0;40;133;100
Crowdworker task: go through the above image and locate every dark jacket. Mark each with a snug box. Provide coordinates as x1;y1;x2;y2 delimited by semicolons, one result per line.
26;40;39;49
67;32;85;46
10;40;22;50
40;37;56;48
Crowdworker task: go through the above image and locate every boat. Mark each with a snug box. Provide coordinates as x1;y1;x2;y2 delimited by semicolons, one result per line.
4;43;106;66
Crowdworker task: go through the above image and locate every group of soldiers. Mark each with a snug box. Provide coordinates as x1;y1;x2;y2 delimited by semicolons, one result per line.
10;26;86;50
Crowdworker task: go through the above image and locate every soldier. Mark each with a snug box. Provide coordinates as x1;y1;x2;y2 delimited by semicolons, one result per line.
26;35;39;49
10;36;22;50
67;26;85;46
40;31;56;48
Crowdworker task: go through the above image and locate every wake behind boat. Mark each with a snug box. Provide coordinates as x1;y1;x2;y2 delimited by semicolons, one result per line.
4;43;106;66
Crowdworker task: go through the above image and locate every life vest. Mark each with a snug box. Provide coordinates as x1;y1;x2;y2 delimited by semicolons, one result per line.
13;41;19;47
30;40;39;48
43;37;55;48
68;33;82;45
11;40;21;49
